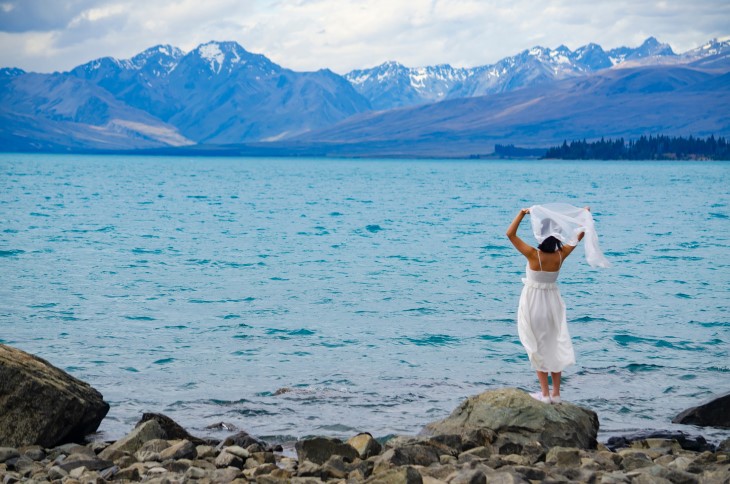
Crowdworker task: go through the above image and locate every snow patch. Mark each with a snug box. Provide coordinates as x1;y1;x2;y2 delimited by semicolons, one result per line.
199;42;225;74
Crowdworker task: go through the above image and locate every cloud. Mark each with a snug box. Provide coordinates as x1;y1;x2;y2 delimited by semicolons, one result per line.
0;0;111;32
0;0;728;74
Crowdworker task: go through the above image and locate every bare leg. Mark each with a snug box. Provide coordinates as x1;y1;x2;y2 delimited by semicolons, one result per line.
536;371;550;396
551;372;561;397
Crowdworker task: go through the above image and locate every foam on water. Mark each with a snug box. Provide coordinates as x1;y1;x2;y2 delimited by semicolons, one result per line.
1;154;728;444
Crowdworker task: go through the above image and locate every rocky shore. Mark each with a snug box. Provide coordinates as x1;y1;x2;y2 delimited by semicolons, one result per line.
1;391;729;483
2;345;729;483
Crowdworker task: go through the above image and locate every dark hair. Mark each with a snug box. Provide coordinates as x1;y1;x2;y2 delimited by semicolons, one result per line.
538;236;563;253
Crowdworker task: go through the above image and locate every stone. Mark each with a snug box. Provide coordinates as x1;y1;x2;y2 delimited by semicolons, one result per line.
57;456;114;473
134;450;161;462
295;437;359;465
215;451;245;469
98;419;167;460
545;446;581;467
460;446;492;460
138;438;171;454
19;447;44;462
364;465;423;483
163;459;191;473
348;432;383;459
195;444;217;459
0;450;19;464
99;465;119;480
479;471;525;484
620;453;653;471
214;467;243;482
321;455;349;479
47;465;68;480
159;439;197;460
297;459;323;477
673;392;730;428
719;438;730;453
135;413;211;445
606;431;714;452
185;466;207;479
422;388;598;450
511;465;545;481
223;445;250;459
449;469;486;484
219;431;266;450
0;344;109;448
250;451;276;464
373;445;441;473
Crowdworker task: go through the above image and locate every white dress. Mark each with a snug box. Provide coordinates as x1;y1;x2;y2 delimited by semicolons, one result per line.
517;255;576;373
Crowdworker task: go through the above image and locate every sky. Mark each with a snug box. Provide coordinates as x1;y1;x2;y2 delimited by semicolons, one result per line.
0;0;728;74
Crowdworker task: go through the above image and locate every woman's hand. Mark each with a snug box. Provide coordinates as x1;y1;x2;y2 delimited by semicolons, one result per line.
584;206;591;212
521;208;530;215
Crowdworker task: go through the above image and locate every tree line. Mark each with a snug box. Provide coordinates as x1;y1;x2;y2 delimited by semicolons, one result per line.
543;135;730;160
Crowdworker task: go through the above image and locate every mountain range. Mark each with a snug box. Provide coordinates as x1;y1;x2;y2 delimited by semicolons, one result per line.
1;37;728;155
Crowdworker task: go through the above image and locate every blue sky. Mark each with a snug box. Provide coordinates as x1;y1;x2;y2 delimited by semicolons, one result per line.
1;0;728;74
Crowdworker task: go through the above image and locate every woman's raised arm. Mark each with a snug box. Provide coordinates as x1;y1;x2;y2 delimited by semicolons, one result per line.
506;209;535;258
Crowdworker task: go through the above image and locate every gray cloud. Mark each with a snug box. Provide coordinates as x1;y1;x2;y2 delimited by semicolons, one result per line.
0;0;112;32
0;0;727;74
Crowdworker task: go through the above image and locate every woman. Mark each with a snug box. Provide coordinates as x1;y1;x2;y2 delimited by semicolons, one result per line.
505;206;590;404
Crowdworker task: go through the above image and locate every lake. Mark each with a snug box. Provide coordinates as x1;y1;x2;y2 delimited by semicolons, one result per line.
1;154;728;445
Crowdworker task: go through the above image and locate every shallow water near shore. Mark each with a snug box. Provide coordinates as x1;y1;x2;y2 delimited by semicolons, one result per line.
1;154;728;445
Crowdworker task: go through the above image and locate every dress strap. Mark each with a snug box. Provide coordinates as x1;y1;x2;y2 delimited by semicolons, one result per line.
558;250;562;268
536;249;542;271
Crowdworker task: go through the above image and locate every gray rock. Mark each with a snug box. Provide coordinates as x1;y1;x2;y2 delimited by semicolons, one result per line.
215;450;244;469
195;444;217;459
295;436;359;465
373;445;442;474
479;471;526;484
163;459;192;473
19;447;44;462
219;430;266;450
57;455;114;472
0;344;109;447
213;466;243;482
47;465;68;480
114;466;141;481
450;469;487;484
222;445;249;459
159;439;197;460
136;412;212;445
185;466;207;479
137;438;171;454
673;392;730;428
297;459;324;477
348;432;382;459
365;465;423;483
133;449;161;462
422;388;598;450
98;419;167;460
0;448;19;464
545;446;581;467
620;453;653;471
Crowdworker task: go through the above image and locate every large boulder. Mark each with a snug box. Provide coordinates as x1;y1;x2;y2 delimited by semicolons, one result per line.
672;392;730;428
0;344;109;447
295;436;359;465
421;388;598;450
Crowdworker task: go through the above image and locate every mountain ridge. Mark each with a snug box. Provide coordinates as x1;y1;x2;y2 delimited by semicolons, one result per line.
1;37;728;153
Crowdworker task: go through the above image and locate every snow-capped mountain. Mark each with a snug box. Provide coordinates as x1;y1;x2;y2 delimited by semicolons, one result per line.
345;37;680;110
2;41;371;150
346;61;468;110
1;36;727;152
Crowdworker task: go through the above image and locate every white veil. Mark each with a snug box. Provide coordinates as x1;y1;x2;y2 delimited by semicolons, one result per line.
529;203;611;268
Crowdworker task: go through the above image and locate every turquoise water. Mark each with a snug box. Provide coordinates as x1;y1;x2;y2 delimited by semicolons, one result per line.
1;154;728;444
